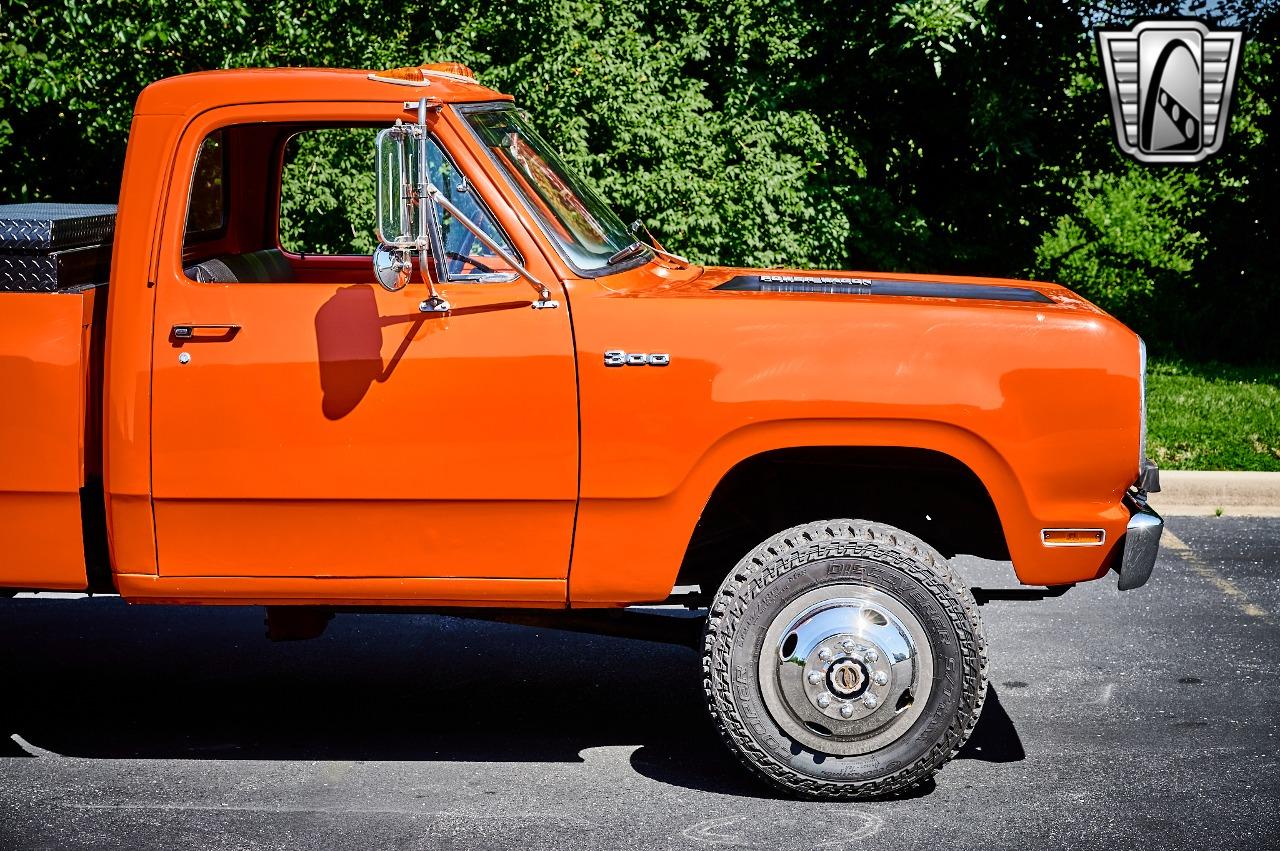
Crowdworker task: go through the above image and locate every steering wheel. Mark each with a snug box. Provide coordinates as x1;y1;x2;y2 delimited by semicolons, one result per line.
446;251;496;274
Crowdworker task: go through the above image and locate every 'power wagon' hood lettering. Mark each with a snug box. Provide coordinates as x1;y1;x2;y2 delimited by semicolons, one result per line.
714;274;1054;304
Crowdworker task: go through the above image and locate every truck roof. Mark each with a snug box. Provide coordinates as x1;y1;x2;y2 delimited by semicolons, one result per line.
135;65;511;116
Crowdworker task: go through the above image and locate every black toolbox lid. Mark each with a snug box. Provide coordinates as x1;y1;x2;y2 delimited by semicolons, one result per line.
0;203;118;253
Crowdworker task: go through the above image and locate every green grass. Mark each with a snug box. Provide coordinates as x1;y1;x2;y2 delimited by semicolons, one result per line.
1146;358;1280;471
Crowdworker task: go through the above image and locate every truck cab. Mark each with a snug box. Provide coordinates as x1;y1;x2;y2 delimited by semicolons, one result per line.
0;63;1162;799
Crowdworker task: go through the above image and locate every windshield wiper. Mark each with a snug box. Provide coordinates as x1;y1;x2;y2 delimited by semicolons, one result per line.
628;220;690;266
606;241;648;266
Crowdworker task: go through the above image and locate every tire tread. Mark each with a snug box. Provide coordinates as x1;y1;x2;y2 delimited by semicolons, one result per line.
701;518;988;799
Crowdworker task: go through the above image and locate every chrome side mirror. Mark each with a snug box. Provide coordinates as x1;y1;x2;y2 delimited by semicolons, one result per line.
373;113;450;311
372;245;411;292
372;98;559;311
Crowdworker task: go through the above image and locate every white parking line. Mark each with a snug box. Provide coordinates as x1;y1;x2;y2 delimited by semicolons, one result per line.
1162;531;1271;622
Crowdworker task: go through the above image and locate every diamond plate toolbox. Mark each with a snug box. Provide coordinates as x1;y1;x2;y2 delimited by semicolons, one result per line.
0;203;117;292
0;203;118;252
0;248;112;292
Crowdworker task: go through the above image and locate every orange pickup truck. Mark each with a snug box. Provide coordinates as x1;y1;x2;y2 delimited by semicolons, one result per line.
0;63;1162;799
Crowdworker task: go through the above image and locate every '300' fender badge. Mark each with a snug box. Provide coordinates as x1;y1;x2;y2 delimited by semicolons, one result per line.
604;350;670;367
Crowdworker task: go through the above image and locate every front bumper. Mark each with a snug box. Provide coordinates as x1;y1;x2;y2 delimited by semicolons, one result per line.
1137;456;1161;493
1115;494;1164;590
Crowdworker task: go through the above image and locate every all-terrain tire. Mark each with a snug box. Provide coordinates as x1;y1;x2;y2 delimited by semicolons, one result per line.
702;519;988;799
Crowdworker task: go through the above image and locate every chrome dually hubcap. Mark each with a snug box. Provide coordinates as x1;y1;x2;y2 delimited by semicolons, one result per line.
758;585;935;756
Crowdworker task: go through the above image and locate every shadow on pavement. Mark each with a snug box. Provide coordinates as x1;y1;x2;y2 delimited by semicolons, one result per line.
631;684;1022;798
958;685;1025;763
0;597;1021;798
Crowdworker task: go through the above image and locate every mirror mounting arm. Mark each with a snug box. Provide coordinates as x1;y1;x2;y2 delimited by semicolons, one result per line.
404;97;443;118
425;184;560;310
411;100;452;312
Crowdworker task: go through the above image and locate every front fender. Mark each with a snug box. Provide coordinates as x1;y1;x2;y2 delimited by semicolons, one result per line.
568;417;1127;605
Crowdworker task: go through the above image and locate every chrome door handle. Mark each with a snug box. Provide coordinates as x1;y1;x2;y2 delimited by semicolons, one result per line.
171;324;241;340
170;323;240;340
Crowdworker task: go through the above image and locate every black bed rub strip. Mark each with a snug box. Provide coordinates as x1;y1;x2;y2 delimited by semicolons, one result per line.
713;275;1053;304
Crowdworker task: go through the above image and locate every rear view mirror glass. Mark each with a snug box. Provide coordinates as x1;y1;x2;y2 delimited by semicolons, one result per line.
374;126;423;247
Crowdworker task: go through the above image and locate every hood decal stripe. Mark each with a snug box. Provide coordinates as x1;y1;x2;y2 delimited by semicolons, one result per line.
713;275;1054;304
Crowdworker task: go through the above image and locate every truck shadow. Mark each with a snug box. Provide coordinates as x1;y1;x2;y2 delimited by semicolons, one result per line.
0;597;1022;798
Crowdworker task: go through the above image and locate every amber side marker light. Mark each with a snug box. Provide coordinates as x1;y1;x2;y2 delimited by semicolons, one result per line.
368;63;478;86
1041;529;1106;546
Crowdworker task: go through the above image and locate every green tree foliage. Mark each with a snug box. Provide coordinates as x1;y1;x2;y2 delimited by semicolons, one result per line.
1031;11;1279;361
1034;167;1207;326
278;128;377;255
0;0;1276;359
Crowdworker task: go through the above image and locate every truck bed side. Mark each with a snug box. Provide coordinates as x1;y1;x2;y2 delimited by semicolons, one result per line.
0;284;107;589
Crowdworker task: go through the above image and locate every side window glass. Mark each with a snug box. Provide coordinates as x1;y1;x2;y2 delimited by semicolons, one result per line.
184;131;226;244
279;129;517;279
280;128;378;255
426;138;518;279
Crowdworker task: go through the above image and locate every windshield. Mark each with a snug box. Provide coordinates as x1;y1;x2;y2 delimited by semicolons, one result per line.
465;107;649;272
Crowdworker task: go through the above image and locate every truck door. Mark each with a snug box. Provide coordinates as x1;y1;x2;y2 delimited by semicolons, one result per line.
148;113;577;589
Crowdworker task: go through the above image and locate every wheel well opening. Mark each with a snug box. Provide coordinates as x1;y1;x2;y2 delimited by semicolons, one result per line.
675;446;1008;599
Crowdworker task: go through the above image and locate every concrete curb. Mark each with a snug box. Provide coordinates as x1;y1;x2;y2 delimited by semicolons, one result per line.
1154;470;1280;517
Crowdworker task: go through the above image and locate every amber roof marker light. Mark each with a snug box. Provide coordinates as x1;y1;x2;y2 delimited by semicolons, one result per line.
368;63;479;86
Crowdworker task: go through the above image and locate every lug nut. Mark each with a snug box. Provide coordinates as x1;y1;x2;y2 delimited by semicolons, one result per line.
817;694;831;709
807;671;823;685
864;649;879;663
818;648;833;662
873;671;889;686
862;693;878;709
840;639;855;651
839;704;855;719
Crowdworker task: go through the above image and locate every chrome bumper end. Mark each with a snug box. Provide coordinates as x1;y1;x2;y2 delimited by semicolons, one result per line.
1115;495;1164;591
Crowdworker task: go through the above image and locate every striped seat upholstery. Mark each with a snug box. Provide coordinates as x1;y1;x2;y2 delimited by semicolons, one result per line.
184;249;295;283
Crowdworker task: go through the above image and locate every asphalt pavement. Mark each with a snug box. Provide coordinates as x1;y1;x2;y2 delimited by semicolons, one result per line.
1;514;1277;850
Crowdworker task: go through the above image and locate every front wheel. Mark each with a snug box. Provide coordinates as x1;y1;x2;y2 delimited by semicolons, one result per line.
702;519;988;799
